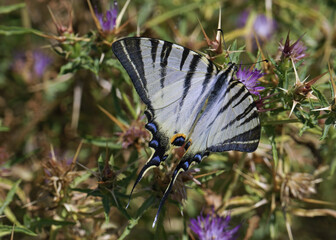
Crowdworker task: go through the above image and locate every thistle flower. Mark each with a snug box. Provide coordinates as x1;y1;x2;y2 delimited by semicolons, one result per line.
12;50;52;82
190;210;240;240
253;14;277;40
96;0;118;33
33;51;53;77
237;10;249;28
238;12;276;40
278;32;307;63
235;66;265;98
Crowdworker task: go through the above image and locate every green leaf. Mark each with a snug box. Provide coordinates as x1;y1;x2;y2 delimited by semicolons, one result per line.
136;195;156;218
321;115;335;140
145;2;201;27
83;136;122;149
137;2;155;27
0;179;21;215
102;195;111;223
28;217;75;232
70;171;93;188
105;58;132;85
0;3;25;14
0;126;9;132
312;86;329;107
59;61;79;75
0;225;37;237
45;76;72;100
197;169;225;183
0;25;45;36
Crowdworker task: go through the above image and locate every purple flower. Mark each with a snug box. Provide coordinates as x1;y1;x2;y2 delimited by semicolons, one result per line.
253;14;277;40
33;51;52;77
12;50;52;80
236;66;265;98
96;1;118;32
237;10;250;28
190;211;240;240
278;32;307;63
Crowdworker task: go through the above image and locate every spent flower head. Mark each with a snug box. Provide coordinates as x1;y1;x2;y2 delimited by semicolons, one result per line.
278;32;307;63
190;210;240;240
48;2;73;36
235;66;265;98
96;0;118;33
279;172;322;206
117;118;150;150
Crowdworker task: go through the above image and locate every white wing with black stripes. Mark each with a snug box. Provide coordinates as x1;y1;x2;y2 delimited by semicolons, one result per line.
111;37;260;227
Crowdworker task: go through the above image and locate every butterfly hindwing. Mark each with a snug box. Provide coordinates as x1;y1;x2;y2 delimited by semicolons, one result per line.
189;79;260;154
152;65;260;226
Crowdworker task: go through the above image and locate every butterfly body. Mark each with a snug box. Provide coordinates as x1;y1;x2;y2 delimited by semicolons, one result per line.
112;37;260;226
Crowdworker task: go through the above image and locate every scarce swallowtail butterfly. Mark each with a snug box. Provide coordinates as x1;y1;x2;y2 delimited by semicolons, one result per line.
112;37;261;227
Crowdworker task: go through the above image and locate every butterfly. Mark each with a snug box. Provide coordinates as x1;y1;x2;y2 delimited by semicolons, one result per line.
112;37;260;226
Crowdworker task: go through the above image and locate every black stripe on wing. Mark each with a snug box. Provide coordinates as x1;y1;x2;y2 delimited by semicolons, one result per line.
201;61;216;93
160;41;173;88
206;64;236;107
180;48;190;70
112;38;152;109
150;39;159;68
207;124;260;152
216;81;244;116
220;103;257;131
179;54;201;108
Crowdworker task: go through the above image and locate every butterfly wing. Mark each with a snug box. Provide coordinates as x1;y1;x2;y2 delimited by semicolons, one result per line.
153;66;261;226
112;37;218;204
190;79;260;154
112;37;261;227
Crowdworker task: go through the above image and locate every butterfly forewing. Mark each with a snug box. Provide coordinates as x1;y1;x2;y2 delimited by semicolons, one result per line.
112;37;218;141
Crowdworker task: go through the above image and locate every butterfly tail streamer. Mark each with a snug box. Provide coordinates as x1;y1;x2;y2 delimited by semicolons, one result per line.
126;155;162;209
152;160;191;228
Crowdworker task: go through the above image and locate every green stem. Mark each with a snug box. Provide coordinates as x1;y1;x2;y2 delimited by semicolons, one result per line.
223;154;246;205
122;92;137;119
263;119;300;125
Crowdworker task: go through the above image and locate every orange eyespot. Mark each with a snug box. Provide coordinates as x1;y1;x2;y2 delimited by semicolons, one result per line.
171;133;186;146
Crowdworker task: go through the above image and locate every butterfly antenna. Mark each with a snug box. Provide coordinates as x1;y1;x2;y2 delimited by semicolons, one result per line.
216;7;222;46
152;161;189;228
126;156;161;209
